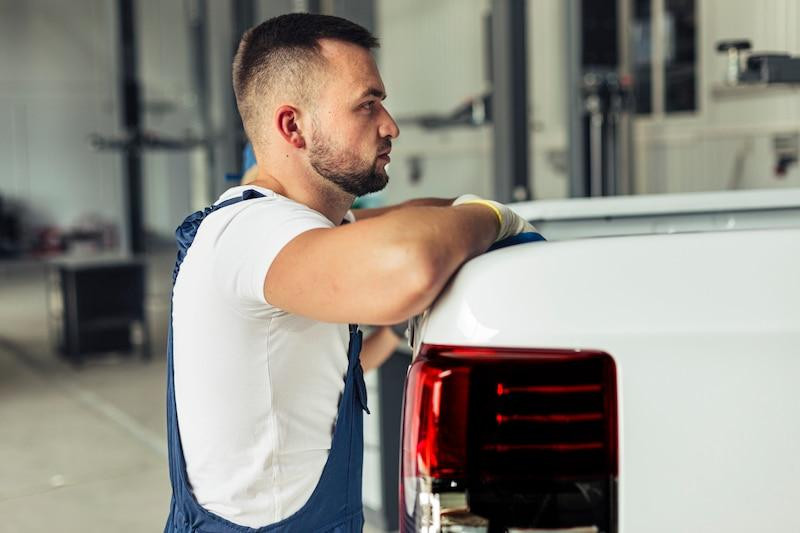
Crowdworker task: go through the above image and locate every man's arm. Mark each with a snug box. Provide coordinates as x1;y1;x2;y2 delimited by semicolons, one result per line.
264;203;499;325
360;326;401;373
350;197;455;221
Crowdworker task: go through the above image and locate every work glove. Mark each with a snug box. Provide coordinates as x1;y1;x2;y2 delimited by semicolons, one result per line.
452;194;536;243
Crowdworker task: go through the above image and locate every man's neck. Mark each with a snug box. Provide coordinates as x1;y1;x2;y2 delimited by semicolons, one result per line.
249;170;353;226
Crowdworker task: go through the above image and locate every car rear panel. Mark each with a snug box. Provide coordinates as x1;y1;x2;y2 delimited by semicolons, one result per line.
407;228;800;532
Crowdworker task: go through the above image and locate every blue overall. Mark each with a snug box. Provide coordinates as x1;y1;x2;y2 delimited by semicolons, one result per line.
165;190;369;532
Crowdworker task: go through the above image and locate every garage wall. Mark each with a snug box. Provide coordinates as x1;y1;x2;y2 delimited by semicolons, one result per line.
376;0;800;203
375;0;571;205
136;0;202;240
635;0;800;193
375;0;493;205
0;1;246;245
0;0;126;245
528;0;571;200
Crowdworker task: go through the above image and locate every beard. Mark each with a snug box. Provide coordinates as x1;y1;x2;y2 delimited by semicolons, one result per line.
309;128;390;197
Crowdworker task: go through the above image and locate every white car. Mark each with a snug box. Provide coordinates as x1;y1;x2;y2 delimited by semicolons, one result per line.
400;189;800;533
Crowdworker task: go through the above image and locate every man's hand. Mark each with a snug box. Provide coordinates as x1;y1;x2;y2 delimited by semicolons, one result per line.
452;194;536;243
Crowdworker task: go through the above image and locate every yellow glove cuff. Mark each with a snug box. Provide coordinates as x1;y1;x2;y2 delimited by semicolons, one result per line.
459;199;503;226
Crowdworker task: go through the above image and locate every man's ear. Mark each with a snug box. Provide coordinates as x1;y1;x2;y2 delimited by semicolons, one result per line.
275;105;306;149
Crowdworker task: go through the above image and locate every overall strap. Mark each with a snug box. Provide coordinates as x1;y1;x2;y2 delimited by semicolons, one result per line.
173;189;265;282
348;325;369;415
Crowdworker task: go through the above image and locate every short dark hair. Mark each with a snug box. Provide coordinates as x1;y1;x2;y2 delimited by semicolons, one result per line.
232;13;379;146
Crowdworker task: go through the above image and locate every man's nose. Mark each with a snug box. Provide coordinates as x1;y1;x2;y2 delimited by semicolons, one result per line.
379;107;400;139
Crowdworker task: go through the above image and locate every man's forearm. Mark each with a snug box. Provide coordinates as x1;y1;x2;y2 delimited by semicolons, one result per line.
351;197;455;221
360;326;401;373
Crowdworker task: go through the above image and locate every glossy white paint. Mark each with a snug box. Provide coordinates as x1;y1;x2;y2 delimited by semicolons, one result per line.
513;188;800;241
413;227;800;532
513;187;800;221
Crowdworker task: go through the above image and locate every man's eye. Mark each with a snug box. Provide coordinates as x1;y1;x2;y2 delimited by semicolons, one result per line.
361;101;375;111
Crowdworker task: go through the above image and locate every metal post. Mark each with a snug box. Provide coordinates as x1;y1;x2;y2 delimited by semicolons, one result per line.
606;87;618;196
651;0;665;116
491;0;530;203
566;0;586;197
617;0;634;194
587;88;604;196
187;0;215;204
232;0;256;170
117;0;144;254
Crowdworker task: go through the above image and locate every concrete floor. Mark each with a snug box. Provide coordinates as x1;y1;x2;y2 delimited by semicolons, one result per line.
0;250;387;532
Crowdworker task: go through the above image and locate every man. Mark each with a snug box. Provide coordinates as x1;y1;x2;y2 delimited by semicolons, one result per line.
165;13;534;532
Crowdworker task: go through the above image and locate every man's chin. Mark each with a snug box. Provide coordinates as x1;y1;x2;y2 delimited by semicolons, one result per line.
371;171;389;193
352;175;388;198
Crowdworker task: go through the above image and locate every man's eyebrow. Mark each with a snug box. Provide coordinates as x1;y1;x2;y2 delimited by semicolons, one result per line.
357;87;386;100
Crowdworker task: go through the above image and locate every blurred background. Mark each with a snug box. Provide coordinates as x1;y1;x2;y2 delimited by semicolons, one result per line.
1;0;798;531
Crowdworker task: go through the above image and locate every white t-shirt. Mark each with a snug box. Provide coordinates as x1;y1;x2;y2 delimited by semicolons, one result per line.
172;185;354;527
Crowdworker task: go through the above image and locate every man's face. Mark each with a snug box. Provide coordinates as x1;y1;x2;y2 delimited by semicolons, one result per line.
307;39;399;197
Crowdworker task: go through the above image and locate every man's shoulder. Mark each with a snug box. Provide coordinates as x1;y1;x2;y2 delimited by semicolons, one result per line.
214;184;276;205
196;187;333;252
215;186;327;218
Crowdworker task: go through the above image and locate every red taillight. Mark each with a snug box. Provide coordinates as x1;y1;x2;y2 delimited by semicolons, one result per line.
402;358;469;482
400;344;618;532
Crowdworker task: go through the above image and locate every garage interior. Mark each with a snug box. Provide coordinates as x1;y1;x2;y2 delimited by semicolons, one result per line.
1;0;799;531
